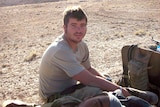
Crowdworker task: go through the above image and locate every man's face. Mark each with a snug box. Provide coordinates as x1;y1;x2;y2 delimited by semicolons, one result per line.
64;18;87;43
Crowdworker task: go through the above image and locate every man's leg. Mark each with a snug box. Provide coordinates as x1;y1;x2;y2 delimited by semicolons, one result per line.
126;87;158;105
70;86;123;107
78;95;110;107
120;96;153;107
78;93;123;107
108;92;124;107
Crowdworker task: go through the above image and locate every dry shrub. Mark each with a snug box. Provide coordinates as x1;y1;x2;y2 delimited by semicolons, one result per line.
134;29;146;37
114;32;124;38
24;51;37;62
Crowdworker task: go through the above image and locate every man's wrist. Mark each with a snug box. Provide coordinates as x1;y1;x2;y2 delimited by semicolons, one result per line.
119;86;123;92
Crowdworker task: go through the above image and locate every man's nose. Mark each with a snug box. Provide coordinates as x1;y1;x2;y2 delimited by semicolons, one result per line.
75;26;84;32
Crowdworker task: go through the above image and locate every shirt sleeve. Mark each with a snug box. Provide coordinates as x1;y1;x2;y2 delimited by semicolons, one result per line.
53;49;85;77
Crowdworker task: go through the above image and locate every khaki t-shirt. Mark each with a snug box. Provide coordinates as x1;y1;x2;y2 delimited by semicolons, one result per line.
39;35;91;99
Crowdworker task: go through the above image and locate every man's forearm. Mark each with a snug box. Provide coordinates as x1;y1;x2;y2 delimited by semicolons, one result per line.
87;67;105;77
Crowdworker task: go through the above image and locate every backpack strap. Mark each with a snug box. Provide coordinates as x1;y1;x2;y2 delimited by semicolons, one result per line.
127;45;137;61
122;45;137;87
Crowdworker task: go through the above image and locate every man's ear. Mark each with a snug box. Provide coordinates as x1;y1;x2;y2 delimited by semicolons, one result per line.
63;25;66;30
63;25;67;33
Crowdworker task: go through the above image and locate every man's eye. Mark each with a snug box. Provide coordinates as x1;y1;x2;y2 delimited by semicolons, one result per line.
81;24;86;28
71;24;76;27
71;24;76;28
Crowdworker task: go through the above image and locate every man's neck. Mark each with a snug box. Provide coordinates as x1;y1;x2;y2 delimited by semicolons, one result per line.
63;35;78;52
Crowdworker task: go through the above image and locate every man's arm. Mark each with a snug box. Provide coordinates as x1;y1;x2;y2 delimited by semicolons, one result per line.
72;69;130;97
87;67;105;77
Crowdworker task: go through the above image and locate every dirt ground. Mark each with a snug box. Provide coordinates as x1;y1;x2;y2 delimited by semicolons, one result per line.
0;0;160;106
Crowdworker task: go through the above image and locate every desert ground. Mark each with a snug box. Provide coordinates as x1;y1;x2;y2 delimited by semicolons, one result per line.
0;0;160;106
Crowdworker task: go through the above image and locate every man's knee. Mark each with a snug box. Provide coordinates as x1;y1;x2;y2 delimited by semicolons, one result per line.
79;95;110;107
108;92;123;107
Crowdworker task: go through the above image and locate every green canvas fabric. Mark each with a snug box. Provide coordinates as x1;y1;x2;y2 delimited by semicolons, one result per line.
41;86;104;107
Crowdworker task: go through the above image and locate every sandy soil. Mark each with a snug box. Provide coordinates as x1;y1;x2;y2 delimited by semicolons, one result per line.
0;0;160;106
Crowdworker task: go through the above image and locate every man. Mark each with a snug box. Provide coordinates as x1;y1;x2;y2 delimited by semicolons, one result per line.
39;6;157;107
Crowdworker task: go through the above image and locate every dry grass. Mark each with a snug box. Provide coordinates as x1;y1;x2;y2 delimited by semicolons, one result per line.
24;51;38;62
135;29;147;37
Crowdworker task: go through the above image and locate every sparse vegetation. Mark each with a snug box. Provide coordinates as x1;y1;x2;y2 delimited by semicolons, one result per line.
114;32;124;38
24;51;37;62
134;29;146;37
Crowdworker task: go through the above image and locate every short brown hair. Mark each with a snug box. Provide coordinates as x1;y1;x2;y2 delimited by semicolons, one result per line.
63;6;87;25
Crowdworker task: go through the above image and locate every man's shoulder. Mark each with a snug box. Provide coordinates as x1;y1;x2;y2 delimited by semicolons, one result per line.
78;40;88;50
51;35;70;50
79;40;87;46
